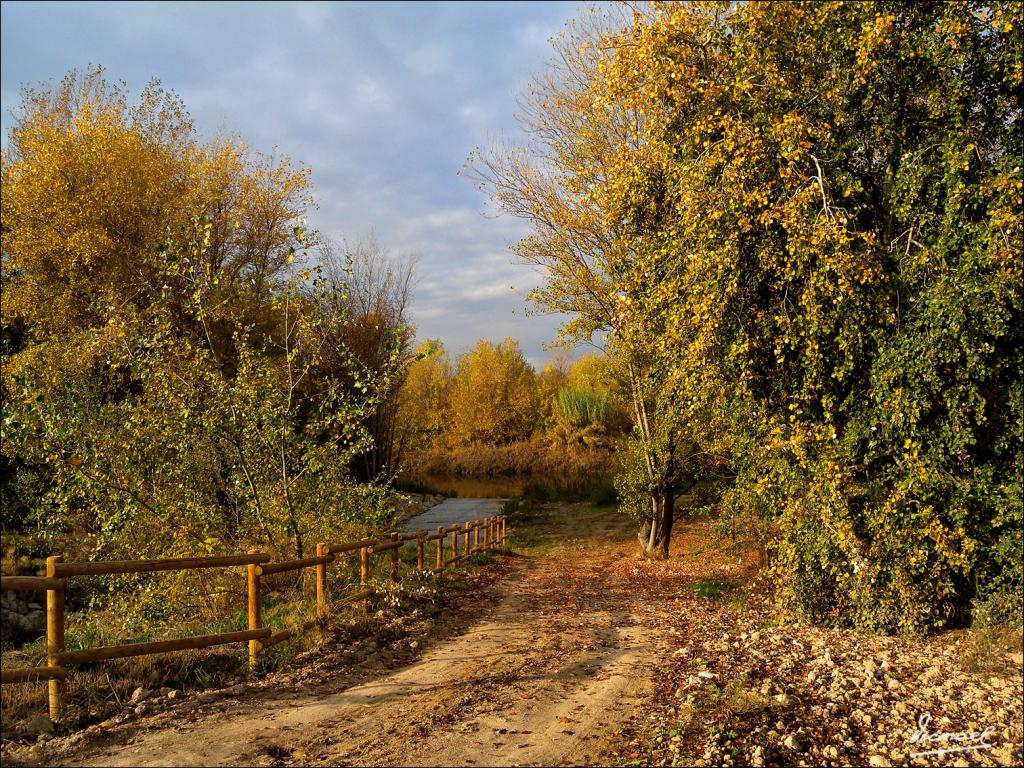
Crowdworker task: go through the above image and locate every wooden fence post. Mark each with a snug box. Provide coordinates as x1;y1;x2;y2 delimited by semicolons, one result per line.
473;521;480;552
390;532;400;581
416;535;425;572
360;546;370;585
464;522;472;559
315;543;328;618
501;515;507;544
450;528;458;566
246;551;262;671
436;528;445;571
45;556;64;722
360;545;371;610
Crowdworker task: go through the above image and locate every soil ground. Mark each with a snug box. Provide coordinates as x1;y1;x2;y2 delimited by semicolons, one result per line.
16;502;655;767
4;500;1022;767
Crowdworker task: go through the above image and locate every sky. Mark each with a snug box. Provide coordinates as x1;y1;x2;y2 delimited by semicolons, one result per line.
0;0;587;368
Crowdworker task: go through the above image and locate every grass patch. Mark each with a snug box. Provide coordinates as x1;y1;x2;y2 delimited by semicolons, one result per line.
960;624;1023;674
688;579;736;600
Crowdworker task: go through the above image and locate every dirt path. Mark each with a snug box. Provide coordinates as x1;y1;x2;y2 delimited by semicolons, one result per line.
18;502;1016;767
60;542;652;767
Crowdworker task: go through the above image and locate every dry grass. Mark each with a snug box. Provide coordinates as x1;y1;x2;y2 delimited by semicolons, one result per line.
403;437;617;477
958;623;1024;674
0;526;499;740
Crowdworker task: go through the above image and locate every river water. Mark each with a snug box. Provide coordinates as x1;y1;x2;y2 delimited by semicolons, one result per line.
397;472;614;501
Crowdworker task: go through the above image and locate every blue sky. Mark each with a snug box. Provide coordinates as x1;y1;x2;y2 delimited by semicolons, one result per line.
1;0;586;367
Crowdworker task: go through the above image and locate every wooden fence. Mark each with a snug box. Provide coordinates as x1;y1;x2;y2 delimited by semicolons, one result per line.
0;514;507;721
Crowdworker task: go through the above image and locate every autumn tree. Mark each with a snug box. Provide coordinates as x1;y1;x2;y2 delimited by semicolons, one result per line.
1;68;396;566
317;235;417;481
593;1;1022;631
447;339;538;446
1;66;313;343
470;5;691;556
475;0;1020;628
396;340;453;452
2;217;389;562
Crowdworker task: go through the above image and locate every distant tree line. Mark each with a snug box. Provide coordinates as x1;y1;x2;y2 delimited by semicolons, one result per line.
397;338;627;456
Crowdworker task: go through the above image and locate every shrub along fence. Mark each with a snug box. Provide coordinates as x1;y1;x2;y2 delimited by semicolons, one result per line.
0;514;507;721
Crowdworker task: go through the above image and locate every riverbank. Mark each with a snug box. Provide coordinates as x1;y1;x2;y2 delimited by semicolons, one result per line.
401;438;616;479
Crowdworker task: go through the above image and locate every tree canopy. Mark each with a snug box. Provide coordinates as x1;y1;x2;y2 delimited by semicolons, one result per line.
1;68;404;563
475;1;1022;632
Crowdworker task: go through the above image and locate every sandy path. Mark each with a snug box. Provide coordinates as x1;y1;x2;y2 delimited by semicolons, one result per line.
64;548;652;767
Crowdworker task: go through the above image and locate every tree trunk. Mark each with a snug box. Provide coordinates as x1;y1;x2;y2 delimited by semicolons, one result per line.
660;477;674;559
638;492;669;558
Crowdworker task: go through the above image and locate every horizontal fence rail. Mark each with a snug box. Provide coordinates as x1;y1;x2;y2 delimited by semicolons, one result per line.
55;628;273;665
1;514;508;722
0;576;64;591
52;553;272;578
1;665;69;684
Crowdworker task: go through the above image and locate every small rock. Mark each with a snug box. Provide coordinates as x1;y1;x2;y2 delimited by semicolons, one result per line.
750;745;765;768
868;756;890;767
823;745;839;759
697;671;717;680
134;703;148;716
773;693;793;707
129;686;150;703
783;734;800;750
166;689;180;700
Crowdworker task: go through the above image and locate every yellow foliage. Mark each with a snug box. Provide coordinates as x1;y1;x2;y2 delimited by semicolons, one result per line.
1;66;313;341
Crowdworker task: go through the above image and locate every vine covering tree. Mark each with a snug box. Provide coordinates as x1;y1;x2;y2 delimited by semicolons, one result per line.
474;1;1022;632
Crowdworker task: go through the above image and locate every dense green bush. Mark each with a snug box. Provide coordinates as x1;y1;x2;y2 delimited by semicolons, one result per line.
601;1;1023;632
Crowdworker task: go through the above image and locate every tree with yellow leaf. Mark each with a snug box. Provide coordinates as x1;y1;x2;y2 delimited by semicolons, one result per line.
447;339;538;447
1;68;399;570
476;1;1022;631
1;66;313;344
